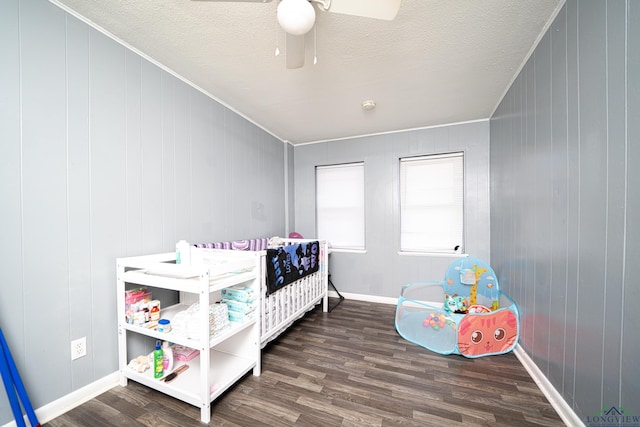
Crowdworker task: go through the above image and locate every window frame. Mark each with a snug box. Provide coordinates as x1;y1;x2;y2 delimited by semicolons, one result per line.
399;152;465;255
315;162;366;251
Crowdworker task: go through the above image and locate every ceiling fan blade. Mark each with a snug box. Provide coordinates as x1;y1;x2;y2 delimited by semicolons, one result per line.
285;33;305;69
325;0;401;21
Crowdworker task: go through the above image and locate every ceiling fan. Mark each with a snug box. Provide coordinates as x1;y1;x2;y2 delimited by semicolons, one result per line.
195;0;402;69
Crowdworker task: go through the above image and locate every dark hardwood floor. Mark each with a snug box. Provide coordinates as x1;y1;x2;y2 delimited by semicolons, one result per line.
46;299;565;426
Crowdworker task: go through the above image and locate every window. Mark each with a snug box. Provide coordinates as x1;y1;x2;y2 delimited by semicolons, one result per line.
316;163;365;250
400;152;464;253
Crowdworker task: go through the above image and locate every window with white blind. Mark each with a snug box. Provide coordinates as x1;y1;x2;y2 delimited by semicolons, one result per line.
400;152;464;253
316;162;365;250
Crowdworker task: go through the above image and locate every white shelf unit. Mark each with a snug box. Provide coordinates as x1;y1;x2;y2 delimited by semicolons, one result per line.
116;250;262;423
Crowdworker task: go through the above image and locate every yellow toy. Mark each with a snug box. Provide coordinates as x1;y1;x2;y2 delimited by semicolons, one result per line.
469;264;487;306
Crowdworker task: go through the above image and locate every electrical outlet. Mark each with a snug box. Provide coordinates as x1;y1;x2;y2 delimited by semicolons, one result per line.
71;337;87;360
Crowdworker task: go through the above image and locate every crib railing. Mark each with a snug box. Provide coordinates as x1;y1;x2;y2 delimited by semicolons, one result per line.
259;239;328;347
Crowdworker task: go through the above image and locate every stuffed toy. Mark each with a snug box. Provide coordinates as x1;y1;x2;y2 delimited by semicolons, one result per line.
444;293;468;314
127;355;151;373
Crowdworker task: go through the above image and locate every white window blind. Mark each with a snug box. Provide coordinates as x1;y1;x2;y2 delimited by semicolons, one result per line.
316;163;365;250
400;152;464;253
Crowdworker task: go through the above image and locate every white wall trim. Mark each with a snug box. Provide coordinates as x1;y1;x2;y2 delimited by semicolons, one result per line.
284;144;290;235
1;372;119;427
329;291;398;306
489;0;567;119
513;345;584;427
49;0;488;148
397;251;468;258
296;118;490;147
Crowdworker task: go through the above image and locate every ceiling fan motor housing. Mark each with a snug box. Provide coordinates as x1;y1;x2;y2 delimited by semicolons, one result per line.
277;0;316;35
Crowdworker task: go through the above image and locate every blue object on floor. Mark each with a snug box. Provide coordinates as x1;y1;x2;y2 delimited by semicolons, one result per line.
0;328;40;427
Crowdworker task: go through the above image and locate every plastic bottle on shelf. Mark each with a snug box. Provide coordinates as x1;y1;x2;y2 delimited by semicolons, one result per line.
153;340;164;379
176;240;191;265
149;300;160;322
162;341;174;372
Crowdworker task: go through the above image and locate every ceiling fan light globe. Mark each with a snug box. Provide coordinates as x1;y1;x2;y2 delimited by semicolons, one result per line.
277;0;316;36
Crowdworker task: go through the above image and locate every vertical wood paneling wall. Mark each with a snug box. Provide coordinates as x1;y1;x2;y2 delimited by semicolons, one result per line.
0;0;285;423
490;0;639;421
294;121;490;299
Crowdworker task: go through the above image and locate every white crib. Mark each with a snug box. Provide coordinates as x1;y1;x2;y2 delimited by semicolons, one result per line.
193;238;329;348
260;238;328;346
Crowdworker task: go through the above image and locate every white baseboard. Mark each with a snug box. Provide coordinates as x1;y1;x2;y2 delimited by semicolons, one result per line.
2;372;119;427
328;290;398;305
513;345;584;427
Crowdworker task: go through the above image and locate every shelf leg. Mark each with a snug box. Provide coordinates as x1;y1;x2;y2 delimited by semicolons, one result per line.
199;287;211;424
116;267;129;388
200;404;211;424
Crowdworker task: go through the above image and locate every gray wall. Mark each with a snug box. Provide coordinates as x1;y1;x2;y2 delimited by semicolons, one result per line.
0;0;285;423
490;0;639;421
286;142;296;233
294;121;490;299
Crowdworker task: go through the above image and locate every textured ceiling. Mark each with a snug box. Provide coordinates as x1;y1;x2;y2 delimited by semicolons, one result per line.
50;0;563;145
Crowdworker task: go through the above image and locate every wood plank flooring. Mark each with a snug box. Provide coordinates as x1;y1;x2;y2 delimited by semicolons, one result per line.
46;299;565;426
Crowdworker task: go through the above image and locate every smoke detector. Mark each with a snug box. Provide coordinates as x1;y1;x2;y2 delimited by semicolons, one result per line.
361;100;376;111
